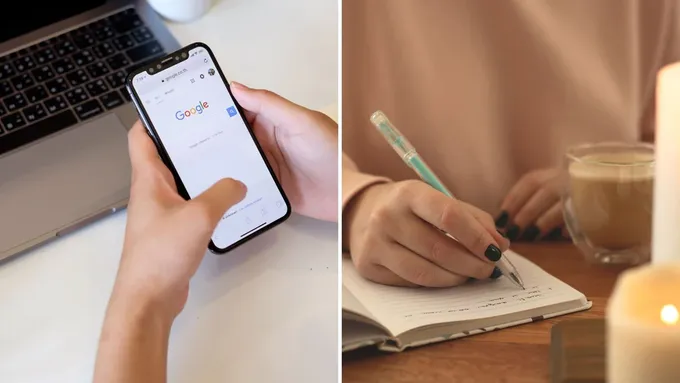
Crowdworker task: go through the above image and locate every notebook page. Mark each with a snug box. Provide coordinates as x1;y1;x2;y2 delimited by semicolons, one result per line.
342;251;586;336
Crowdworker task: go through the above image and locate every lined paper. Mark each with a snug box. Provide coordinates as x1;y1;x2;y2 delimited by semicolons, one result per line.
342;251;585;335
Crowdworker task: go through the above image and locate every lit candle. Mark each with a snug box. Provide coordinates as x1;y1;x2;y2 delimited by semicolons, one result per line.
652;62;680;263
607;264;680;382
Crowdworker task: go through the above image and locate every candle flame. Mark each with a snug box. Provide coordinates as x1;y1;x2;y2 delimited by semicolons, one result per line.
661;304;679;325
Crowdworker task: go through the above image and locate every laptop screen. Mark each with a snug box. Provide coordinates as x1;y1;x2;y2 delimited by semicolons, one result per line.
1;0;106;44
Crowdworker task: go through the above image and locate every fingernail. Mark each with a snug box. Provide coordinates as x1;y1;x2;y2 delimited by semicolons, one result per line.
506;225;520;241
490;267;503;279
495;211;509;228
520;225;540;241
484;244;502;262
544;227;564;241
496;229;507;238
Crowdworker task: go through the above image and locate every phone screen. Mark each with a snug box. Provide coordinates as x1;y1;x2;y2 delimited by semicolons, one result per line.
129;46;289;251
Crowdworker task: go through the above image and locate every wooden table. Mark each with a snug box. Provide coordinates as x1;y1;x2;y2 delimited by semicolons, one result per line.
342;243;630;383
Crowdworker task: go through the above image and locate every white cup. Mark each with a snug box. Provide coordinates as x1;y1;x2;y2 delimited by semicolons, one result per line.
147;0;213;23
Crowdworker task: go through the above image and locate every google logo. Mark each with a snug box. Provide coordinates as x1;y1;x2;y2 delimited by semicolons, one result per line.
175;101;209;120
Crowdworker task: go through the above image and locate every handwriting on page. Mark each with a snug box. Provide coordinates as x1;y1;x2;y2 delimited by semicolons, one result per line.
403;286;555;318
514;288;551;302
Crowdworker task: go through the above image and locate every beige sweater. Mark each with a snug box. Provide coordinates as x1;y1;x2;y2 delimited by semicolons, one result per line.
342;0;680;218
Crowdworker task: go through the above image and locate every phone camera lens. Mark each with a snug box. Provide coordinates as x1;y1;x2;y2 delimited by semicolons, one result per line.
182;52;187;58
156;64;161;69
149;67;154;73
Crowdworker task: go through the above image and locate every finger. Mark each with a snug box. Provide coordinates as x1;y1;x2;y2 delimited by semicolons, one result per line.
242;109;257;125
355;262;418;287
513;187;560;230
535;202;564;238
461;202;510;250
188;178;247;228
230;81;307;124
378;241;468;287
127;121;178;196
500;171;552;221
127;120;162;170
406;182;503;263
390;213;495;279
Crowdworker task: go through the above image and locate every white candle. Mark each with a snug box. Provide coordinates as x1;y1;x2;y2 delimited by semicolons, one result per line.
653;63;680;263
607;264;680;382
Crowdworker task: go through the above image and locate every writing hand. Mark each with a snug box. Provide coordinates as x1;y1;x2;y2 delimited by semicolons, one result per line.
345;180;509;287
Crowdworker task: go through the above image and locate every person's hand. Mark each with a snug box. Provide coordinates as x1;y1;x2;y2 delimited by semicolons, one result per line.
94;122;245;383
345;180;510;287
113;121;247;318
495;168;567;241
231;82;338;222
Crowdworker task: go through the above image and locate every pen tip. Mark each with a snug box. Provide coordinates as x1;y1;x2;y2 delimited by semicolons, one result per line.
510;273;522;285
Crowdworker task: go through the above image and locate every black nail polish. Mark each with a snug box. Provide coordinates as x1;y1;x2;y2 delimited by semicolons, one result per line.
484;244;502;262
490;267;503;279
544;227;564;241
520;225;540;241
495;211;509;228
507;225;520;241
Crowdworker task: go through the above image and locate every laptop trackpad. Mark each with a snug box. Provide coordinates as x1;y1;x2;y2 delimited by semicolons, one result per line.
0;114;131;254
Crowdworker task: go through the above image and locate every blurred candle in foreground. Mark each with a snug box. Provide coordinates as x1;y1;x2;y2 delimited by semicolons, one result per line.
607;264;680;383
652;62;680;263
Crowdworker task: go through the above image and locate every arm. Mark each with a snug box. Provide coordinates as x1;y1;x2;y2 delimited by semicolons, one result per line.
92;122;246;383
341;152;390;250
94;86;340;381
94;289;173;383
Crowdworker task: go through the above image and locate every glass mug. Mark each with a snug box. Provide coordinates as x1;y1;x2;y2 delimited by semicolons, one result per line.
562;142;654;265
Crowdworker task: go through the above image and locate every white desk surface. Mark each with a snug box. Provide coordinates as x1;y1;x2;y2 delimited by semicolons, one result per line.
0;0;339;382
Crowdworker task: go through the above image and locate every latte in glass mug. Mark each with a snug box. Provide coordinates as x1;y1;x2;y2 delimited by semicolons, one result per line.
568;151;654;250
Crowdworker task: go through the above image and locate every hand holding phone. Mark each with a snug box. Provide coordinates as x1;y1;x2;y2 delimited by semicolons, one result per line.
229;82;339;222
127;42;291;253
121;122;247;312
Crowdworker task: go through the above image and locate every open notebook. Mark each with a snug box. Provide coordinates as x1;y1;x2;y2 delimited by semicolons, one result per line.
342;250;592;352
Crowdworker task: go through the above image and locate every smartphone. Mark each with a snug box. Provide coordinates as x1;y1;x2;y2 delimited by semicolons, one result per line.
126;42;291;253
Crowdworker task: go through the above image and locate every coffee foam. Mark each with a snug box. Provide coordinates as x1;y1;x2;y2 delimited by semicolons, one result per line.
568;151;655;181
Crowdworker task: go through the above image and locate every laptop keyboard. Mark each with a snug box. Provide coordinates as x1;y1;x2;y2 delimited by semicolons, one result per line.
0;7;167;156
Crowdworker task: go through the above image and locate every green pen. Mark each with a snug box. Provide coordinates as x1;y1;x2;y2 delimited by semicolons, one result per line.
369;110;524;289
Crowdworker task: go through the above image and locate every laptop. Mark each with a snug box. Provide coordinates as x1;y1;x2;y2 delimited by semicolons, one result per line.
0;0;181;261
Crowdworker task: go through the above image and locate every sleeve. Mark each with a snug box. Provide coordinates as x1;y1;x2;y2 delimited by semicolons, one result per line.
342;152;391;211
